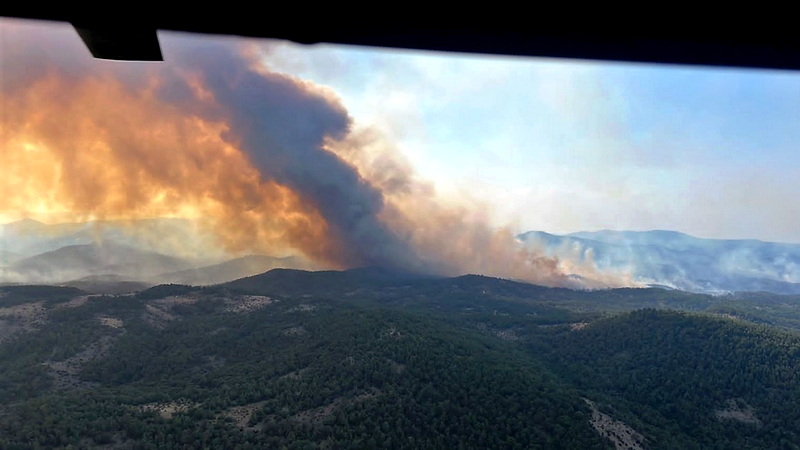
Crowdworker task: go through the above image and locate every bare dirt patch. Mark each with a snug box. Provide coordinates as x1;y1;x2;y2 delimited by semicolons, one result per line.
290;389;381;426
0;297;101;343
44;335;115;390
226;295;274;313
282;326;307;336
155;295;201;307
381;325;403;338
386;358;406;374
570;322;589;331
475;323;520;341
0;301;47;343
220;401;267;430
142;304;178;329
0;301;47;324
142;294;213;328
54;295;91;309
137;400;198;419
494;328;520;341
584;398;646;450
286;303;316;313
279;368;308;381
715;399;761;425
0;319;23;344
97;315;124;329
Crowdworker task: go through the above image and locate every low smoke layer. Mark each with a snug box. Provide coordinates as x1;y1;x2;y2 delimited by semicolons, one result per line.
1;19;629;288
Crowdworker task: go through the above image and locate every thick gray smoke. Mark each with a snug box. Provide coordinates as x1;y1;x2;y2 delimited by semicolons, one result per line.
159;36;425;271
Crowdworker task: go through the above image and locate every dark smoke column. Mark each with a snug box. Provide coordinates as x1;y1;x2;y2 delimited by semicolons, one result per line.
164;37;425;272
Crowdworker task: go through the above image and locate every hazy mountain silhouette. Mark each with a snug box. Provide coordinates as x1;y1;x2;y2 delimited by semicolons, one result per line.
0;249;22;267
519;230;800;294
156;254;317;286
7;242;194;283
0;218;221;261
6;218;800;294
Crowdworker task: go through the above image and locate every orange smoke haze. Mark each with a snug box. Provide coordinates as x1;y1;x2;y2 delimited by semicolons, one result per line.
1;19;630;287
1;23;345;267
4;72;336;253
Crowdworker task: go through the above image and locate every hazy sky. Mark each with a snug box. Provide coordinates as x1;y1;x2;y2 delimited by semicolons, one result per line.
262;40;800;243
3;18;800;246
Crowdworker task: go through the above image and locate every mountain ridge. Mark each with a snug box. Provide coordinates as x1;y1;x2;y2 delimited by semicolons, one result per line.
5;218;800;295
7;242;195;284
156;254;317;286
519;229;800;295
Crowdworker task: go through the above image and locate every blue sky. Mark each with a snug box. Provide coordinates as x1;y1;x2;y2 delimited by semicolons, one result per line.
261;40;800;243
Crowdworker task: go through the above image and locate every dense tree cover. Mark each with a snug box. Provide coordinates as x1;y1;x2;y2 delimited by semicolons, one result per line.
0;289;607;449
4;270;800;448
0;285;86;307
542;309;800;449
223;269;719;313
135;284;199;300
706;292;800;332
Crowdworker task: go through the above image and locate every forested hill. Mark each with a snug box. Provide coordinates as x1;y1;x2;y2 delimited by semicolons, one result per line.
222;267;716;311
3;270;800;448
0;282;605;449
542;309;800;448
223;267;800;327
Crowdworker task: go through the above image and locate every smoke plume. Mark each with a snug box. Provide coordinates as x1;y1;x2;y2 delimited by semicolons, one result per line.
1;19;628;287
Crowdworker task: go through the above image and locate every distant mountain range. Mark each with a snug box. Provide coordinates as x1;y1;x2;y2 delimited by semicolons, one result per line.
0;217;225;262
5;242;194;284
518;230;800;294
4;218;800;294
0;218;315;288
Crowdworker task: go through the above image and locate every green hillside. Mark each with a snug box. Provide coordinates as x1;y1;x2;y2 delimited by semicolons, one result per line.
0;282;605;449
2;271;800;448
541;309;800;449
